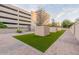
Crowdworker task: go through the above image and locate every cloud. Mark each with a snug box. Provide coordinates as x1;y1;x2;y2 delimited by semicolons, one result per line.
63;8;79;14
55;12;66;19
55;8;79;22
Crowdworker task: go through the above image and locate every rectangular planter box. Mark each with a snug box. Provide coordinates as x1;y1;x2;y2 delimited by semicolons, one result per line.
57;27;62;31
50;27;57;32
35;26;50;36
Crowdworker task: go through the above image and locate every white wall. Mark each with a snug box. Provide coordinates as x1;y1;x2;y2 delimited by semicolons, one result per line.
70;22;79;40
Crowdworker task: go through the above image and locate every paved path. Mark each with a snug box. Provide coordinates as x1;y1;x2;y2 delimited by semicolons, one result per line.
0;32;42;55
0;30;79;55
44;30;79;55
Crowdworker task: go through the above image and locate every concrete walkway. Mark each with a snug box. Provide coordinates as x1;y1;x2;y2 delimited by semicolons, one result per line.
44;30;79;55
0;32;42;55
0;30;79;55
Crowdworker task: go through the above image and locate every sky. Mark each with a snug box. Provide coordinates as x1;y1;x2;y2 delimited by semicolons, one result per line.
14;4;79;22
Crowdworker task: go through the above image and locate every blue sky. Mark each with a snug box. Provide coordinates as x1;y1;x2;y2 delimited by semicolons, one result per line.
14;4;79;22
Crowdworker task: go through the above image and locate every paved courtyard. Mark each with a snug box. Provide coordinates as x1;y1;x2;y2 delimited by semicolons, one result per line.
44;30;79;55
0;30;79;55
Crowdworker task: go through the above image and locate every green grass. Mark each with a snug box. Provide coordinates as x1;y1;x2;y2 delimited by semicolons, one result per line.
14;30;65;52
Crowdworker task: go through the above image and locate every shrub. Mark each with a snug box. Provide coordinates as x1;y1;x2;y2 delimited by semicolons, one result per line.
0;22;7;28
16;29;22;33
47;23;57;27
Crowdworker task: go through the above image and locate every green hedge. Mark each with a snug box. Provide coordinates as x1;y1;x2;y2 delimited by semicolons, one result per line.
0;22;7;28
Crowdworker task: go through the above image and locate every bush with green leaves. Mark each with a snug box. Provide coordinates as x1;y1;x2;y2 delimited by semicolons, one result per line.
16;29;22;33
62;20;73;28
47;22;57;27
0;22;7;28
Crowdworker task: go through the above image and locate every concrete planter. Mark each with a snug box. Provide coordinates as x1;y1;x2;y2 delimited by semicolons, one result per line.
50;27;57;32
35;26;50;36
57;27;62;31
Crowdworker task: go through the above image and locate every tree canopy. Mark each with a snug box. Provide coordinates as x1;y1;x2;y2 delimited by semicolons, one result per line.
62;19;73;28
36;8;49;26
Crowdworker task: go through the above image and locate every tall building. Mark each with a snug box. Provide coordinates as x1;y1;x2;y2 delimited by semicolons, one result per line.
0;4;31;31
31;11;37;31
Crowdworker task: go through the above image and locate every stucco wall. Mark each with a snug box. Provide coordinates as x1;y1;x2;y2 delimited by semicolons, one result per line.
70;22;79;40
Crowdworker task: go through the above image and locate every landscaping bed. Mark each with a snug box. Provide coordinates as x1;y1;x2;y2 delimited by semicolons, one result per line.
14;30;65;52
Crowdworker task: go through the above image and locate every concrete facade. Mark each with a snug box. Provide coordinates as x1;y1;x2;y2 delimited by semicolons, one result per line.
0;4;31;30
70;21;79;40
35;26;50;36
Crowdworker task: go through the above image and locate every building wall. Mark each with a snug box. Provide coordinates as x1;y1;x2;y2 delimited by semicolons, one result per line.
0;4;31;30
70;22;79;40
31;11;37;31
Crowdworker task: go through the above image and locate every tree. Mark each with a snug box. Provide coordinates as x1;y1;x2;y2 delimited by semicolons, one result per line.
51;19;57;27
76;18;79;21
36;8;49;26
35;8;50;36
62;19;73;28
47;19;56;27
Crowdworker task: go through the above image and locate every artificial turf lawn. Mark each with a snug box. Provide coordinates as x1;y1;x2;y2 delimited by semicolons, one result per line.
14;30;65;52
